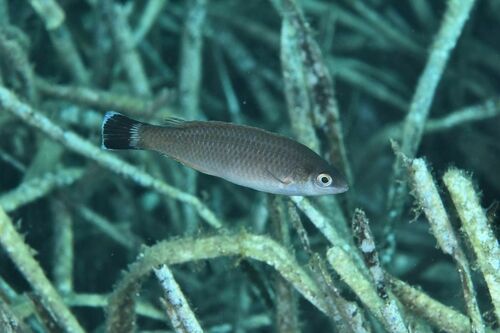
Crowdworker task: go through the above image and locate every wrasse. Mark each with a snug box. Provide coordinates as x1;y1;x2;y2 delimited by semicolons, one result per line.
101;112;348;196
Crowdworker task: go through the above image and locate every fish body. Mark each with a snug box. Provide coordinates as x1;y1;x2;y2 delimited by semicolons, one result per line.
101;112;348;196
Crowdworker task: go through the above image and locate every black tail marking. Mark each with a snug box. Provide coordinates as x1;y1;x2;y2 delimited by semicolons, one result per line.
101;112;143;150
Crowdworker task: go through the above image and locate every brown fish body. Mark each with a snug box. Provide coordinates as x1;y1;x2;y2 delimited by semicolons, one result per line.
102;112;348;196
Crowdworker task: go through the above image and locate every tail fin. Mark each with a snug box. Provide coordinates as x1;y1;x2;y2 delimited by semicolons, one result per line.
101;112;143;150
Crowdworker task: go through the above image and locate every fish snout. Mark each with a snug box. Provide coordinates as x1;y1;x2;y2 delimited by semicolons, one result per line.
333;176;349;193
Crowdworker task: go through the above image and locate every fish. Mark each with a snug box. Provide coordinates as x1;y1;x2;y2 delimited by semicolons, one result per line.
101;112;348;196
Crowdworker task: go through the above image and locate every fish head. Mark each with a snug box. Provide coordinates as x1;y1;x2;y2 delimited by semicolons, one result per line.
299;163;349;196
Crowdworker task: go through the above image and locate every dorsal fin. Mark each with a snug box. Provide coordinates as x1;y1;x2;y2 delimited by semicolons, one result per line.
163;116;187;127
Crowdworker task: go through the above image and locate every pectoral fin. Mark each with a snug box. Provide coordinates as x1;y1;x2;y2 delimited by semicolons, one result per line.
266;168;293;185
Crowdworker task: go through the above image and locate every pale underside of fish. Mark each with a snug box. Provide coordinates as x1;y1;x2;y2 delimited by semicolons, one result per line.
101;112;348;196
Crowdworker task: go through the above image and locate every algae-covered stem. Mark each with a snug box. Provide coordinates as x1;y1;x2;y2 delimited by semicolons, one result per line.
289;197;380;332
0;168;83;213
211;45;241;123
27;0;89;84
311;252;371;333
0;207;85;333
216;6;408;113
132;0;169;46
154;265;204;333
385;0;477;258
215;29;281;123
51;201;74;295
0;297;28;332
281;12;320;153
327;246;392;331
106;232;330;332
75;205;140;249
360;97;500;169
341;0;421;54
424;96;500;133
388;276;473;333
443;169;500;323
36;79;168;117
270;197;300;333
351;209;408;333
290;196;349;250
101;0;151;96
178;0;207;233
285;201;369;333
0;30;38;103
408;159;484;333
179;0;206;120
277;0;353;186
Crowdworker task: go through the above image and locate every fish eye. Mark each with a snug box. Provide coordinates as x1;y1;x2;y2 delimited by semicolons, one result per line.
316;173;332;187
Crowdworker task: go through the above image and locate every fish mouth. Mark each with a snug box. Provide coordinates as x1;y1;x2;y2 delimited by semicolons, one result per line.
334;181;349;194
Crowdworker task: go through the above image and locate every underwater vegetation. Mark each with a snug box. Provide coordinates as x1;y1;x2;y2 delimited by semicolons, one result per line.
0;0;499;332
